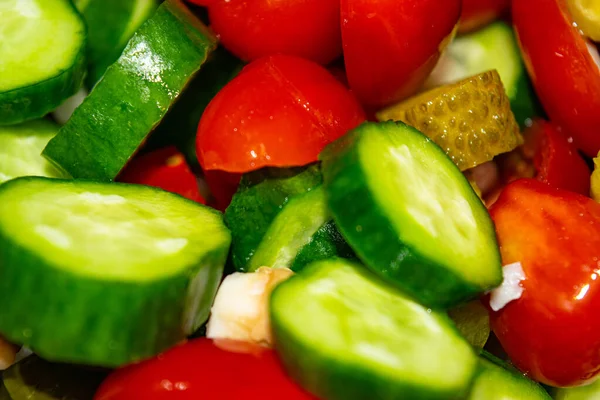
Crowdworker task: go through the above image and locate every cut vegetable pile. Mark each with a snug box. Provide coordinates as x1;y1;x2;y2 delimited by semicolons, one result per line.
0;0;599;399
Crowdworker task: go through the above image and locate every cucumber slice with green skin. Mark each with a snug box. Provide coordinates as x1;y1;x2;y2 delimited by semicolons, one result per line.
426;22;542;127
0;177;231;366
0;120;67;185
1;355;107;400
42;0;217;182
225;165;353;272
0;0;86;125
270;259;478;400
468;351;551;399
149;47;244;167
553;378;600;399
75;0;158;88
320;121;502;309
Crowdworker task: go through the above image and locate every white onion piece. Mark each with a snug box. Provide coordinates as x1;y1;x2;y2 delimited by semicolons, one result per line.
489;262;526;312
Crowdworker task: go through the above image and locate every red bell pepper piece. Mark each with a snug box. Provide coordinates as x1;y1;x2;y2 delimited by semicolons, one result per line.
489;179;600;386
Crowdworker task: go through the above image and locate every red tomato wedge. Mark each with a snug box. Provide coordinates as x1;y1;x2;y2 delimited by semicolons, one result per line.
512;0;600;157
201;0;342;65
490;179;600;387
459;0;510;33
94;339;315;400
118;147;205;204
196;55;366;173
203;169;241;212
341;0;461;108
530;120;590;196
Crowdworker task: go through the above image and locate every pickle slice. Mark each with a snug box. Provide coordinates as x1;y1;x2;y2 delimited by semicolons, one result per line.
376;70;522;171
567;0;600;42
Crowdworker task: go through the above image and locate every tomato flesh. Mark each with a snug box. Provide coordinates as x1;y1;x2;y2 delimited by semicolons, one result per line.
118;147;205;204
512;0;600;157
490;179;600;387
196;55;366;173
459;0;510;33
205;0;342;65
94;339;315;400
341;0;461;108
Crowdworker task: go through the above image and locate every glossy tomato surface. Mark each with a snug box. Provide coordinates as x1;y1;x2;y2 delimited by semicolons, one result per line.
490;179;600;387
513;0;600;157
202;0;341;65
118;147;205;204
196;55;366;173
341;0;461;108
94;339;315;400
459;0;510;33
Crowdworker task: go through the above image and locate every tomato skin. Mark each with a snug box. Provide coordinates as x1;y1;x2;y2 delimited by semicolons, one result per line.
94;339;315;400
205;0;341;65
489;179;600;387
341;0;461;108
196;55;366;173
459;0;510;33
530;121;590;196
118;147;205;204
512;0;600;157
203;169;241;212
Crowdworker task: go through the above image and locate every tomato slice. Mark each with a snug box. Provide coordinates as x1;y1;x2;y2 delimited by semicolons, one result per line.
94;339;315;400
512;0;600;157
341;0;461;108
459;0;510;33
196;55;366;173
203;0;342;65
118;147;205;204
489;179;600;387
530;121;591;196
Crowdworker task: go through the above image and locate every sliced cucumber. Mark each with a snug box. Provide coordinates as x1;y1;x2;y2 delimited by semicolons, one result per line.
0;177;230;366
0;0;86;125
320;121;502;309
426;22;541;126
2;355;107;400
0;120;67;185
225;165;353;272
271;259;478;400
43;0;217;181
75;0;158;87
468;351;551;399
554;378;600;399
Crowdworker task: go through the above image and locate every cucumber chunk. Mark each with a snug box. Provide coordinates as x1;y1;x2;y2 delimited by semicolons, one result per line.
75;0;158;87
0;120;66;185
320;121;502;308
426;22;541;127
43;0;217;181
271;259;478;400
468;351;551;399
2;355;107;400
225;165;353;272
0;177;231;366
554;378;600;399
0;0;86;125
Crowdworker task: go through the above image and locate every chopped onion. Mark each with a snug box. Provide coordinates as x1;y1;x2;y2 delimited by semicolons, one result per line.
489;262;526;312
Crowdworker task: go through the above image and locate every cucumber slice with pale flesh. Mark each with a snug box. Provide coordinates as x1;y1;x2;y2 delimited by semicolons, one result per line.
468;351;551;399
0;177;231;366
75;0;158;87
1;355;107;400
320;121;502;309
270;259;478;400
43;0;217;181
225;165;353;272
0;0;86;125
0;120;66;185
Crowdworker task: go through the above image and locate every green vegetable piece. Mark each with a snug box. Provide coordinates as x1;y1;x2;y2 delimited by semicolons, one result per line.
448;300;491;349
43;0;217;181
